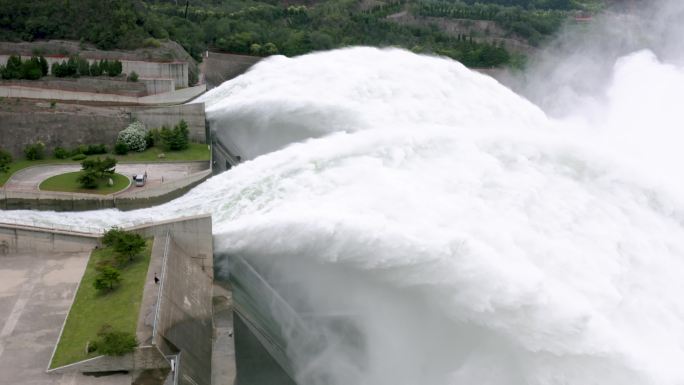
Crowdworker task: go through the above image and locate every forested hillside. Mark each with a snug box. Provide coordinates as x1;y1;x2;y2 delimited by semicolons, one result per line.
0;0;603;67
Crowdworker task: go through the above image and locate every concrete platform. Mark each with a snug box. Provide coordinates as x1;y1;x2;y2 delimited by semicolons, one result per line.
0;250;128;385
4;162;207;197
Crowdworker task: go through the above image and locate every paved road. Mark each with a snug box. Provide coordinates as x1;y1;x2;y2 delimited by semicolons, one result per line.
4;162;207;196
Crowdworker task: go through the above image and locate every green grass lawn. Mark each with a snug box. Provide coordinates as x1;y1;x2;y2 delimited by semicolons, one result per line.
39;172;130;195
0;143;209;187
50;240;153;368
115;143;210;163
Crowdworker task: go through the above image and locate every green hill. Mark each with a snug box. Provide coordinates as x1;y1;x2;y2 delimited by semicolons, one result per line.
0;0;604;67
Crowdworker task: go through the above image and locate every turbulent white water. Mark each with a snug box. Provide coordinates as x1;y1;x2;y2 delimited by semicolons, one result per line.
4;36;684;385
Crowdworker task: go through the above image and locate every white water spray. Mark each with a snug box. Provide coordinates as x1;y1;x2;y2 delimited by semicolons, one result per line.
3;13;684;385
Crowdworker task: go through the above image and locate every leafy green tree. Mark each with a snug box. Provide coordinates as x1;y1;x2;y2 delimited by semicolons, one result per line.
89;61;102;76
160;120;189;151
39;56;48;76
77;57;91;76
3;55;22;79
93;266;121;293
77;172;98;189
95;326;137;356
78;156;117;188
114;142;129;155
24;142;45;160
102;228;125;247
0;149;12;173
113;232;146;264
20;57;43;80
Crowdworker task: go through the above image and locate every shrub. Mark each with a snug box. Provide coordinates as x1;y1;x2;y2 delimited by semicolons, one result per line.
20;57;43;80
24;142;45;160
117;121;147;152
160;120;189;151
96;326;137;356
0;149;12;173
127;71;138;82
113;233;146;265
72;153;87;161
145;128;160;148
142;37;161;48
77;172;98;188
83;144;107;155
114;142;129;155
1;55;22;79
89;61;102;76
54;147;70;159
93;266;121;293
103;228;125;247
102;228;146;266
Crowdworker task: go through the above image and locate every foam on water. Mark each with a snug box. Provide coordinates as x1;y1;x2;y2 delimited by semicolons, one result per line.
3;45;684;384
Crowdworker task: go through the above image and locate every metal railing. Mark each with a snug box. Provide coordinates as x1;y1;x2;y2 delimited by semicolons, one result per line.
152;230;172;343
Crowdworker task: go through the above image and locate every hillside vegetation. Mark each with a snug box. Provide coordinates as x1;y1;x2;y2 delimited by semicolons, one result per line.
0;0;603;67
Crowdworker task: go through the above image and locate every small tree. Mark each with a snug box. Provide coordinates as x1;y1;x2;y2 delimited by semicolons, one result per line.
3;55;22;79
90;61;102;76
77;57;90;77
113;233;146;264
96;326;137;356
24;142;45;160
103;228;125;247
117;121;147;152
160;120;189;151
20;57;43;80
93;266;121;293
77;172;98;189
0;149;12;173
114;142;129;155
39;56;48;76
127;71;138;82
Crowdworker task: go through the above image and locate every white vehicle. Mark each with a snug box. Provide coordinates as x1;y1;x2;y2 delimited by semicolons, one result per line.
132;172;147;187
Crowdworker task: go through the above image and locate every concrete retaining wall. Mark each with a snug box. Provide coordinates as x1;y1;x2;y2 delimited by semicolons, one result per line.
0;77;147;96
0;83;205;104
128;103;207;143
142;78;175;95
0;100;207;158
122;61;188;88
0;55;189;89
204;52;261;89
0;225;98;255
48;346;169;374
0;103;128;158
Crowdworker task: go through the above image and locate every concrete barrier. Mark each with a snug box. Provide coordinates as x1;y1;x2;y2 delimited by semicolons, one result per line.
127;103;207;143
0;55;189;89
0;224;98;255
0;83;206;105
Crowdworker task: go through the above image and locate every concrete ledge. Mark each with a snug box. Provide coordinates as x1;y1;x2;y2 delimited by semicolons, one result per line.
0;225;99;255
47;346;169;374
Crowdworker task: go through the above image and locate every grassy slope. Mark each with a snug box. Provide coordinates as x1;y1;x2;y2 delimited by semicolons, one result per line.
39;172;130;195
50;240;153;368
0;143;209;187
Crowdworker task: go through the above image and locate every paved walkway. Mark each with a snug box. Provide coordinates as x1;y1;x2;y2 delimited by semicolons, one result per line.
0;251;130;385
4;162;207;197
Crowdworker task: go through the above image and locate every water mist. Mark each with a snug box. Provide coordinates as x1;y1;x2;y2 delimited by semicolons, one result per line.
3;2;684;384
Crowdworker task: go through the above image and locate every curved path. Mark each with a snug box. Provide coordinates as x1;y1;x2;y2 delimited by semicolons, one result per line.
4;162;207;196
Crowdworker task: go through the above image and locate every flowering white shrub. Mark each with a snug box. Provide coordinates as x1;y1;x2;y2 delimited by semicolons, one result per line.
117;121;147;152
